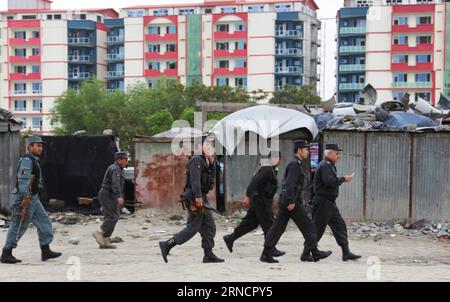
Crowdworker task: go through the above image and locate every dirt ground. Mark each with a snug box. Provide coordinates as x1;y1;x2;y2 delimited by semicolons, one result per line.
0;208;449;282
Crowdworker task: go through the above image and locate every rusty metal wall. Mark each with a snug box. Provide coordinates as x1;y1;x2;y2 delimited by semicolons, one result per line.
412;133;450;221
323;130;450;222
0;131;21;214
323;131;365;220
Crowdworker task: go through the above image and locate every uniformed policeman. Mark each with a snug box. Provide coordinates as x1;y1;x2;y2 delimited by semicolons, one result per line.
260;140;332;263
93;151;128;249
312;144;361;261
159;135;224;263
1;136;62;264
223;152;285;257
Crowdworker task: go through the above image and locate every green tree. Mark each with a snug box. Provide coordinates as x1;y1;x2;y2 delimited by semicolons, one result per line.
270;85;320;105
147;109;174;136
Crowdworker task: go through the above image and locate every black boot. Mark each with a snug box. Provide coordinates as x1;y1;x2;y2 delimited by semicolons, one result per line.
203;250;225;263
159;238;176;263
260;248;279;263
311;248;332;262
0;248;22;264
271;248;286;258
41;245;62;262
342;245;361;261
300;247;314;262
223;235;234;253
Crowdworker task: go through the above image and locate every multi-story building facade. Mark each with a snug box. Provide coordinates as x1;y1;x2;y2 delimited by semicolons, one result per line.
0;0;320;133
337;0;450;105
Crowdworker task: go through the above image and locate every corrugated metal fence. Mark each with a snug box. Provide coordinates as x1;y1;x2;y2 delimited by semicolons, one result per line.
0;131;21;213
323;130;450;221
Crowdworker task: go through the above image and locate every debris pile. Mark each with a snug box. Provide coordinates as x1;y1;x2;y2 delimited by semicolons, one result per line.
317;85;450;132
349;219;450;242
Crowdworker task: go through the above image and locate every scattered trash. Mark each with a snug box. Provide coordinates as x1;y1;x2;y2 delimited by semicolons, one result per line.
121;208;132;215
231;210;247;220
153;230;167;234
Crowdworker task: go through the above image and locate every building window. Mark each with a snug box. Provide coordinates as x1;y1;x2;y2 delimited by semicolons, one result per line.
167;26;177;34
32;31;40;38
415;73;430;82
216;24;229;32
220;7;237;14
247;5;264;13
216;78;229;86
394;73;407;82
32;65;40;73
204;8;213;14
393;36;408;45
32;83;42;94
54;14;62;20
14;66;27;74
216;42;229;50
14;100;26;112
415;92;431;102
166;62;177;70
32;48;40;56
393;54;408;63
166;44;176;52
417;35;432;44
148;62;160;70
14;31;26;39
235;41;246;50
15;48;26;57
235;23;246;32
22;15;37;20
392;91;407;101
128;10;144;17
417;16;432;25
218;60;229;68
32;117;42;130
33;99;42;112
148;44;160;53
14;83;26;93
148;79;158;88
80;14;86;20
179;8;195;15
47;14;53;20
235;77;247;88
235;59;247;68
148;26;160;35
275;4;292;13
154;9;169;16
416;54;431;63
393;16;408;26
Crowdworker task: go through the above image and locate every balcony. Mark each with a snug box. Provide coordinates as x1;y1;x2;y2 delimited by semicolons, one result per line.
9;55;41;64
275;30;303;39
275;48;303;56
391;43;433;52
213;30;247;40
275;66;302;74
339;83;365;91
145;33;177;42
145;51;178;60
9;37;41;46
9;72;41;81
68;37;93;46
391;62;433;71
339;46;366;54
11;90;27;96
107;53;125;61
339;64;366;72
392;82;432;88
68;55;92;63
339;27;366;35
144;69;178;77
68;72;92;80
106;36;124;44
213;67;248;75
106;71;124;78
392;24;433;33
214;49;247;58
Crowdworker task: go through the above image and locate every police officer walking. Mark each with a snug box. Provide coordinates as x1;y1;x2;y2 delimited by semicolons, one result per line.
223;152;284;257
93;151;128;249
159;136;224;264
260;141;332;263
1;136;62;264
312;144;361;261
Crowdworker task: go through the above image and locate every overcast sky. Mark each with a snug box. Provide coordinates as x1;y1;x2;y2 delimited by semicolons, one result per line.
1;0;341;98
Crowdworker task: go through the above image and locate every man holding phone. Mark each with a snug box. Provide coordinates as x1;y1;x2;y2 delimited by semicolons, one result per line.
312;144;361;261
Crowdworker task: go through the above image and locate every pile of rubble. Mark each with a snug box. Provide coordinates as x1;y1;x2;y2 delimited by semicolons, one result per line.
349;219;450;243
316;85;450;132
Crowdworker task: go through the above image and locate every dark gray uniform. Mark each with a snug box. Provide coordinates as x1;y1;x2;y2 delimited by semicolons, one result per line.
173;155;216;254
263;158;318;252
231;166;278;240
98;162;125;237
312;160;348;247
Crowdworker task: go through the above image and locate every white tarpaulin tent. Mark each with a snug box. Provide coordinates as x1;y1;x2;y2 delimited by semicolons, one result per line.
154;127;203;138
211;105;319;154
